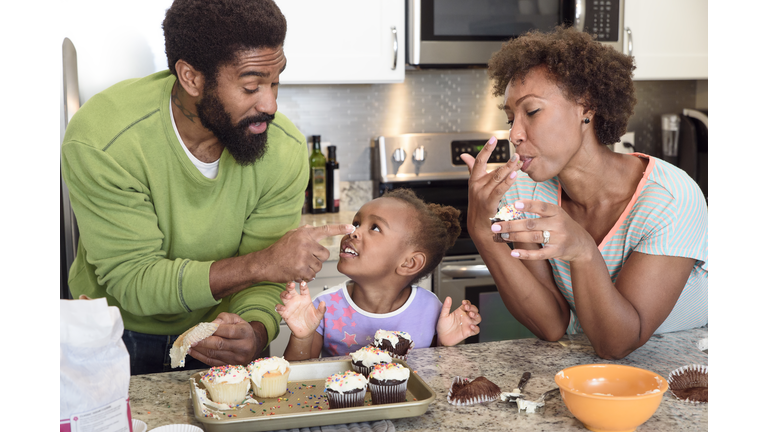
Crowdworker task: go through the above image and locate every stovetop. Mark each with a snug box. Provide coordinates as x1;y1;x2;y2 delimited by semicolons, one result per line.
372;131;512;184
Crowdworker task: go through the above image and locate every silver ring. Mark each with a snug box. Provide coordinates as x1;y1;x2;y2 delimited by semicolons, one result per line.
542;230;551;245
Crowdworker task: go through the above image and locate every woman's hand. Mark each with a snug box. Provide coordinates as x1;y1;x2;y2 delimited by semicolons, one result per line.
275;281;326;340
493;199;597;263
436;297;481;346
460;136;522;239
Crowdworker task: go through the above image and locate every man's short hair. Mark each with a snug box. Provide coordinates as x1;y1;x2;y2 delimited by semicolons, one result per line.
163;0;287;80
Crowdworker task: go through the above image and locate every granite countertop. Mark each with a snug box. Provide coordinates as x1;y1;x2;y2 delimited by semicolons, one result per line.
129;327;708;431
299;211;356;259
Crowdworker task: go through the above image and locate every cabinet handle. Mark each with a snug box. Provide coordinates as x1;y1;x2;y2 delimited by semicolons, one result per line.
625;26;633;57
391;26;398;70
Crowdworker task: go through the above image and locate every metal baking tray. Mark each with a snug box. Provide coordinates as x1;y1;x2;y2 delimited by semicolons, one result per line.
189;358;435;431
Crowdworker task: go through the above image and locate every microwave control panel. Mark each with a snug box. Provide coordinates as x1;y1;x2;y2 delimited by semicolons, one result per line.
451;139;511;166
586;0;620;42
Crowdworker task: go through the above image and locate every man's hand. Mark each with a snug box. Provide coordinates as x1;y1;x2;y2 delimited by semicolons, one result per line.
254;224;355;283
436;298;481;346
188;312;267;366
276;281;326;340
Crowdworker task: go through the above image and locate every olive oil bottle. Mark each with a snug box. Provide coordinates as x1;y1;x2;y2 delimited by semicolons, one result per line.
309;135;327;214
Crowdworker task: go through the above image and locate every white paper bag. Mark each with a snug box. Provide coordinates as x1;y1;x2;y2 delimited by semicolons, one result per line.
60;298;132;432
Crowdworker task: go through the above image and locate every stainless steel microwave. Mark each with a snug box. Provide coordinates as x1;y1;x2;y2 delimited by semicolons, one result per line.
407;0;624;67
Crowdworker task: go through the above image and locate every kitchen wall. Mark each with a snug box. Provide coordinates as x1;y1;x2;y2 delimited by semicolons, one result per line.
277;69;707;182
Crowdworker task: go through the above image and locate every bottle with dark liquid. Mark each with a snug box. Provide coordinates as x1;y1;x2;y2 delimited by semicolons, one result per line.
309;135;327;214
326;145;340;213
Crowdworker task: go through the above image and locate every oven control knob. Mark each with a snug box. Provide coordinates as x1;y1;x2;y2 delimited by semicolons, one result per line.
393;148;406;163
413;146;426;162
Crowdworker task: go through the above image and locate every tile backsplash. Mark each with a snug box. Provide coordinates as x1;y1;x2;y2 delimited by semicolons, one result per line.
278;69;707;182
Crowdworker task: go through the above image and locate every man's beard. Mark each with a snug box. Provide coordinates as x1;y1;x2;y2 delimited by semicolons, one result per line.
196;85;274;166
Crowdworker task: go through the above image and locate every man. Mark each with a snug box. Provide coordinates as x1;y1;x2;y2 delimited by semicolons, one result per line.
61;0;351;374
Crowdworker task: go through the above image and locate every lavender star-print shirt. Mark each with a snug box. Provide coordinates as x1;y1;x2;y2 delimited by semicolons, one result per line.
313;281;443;357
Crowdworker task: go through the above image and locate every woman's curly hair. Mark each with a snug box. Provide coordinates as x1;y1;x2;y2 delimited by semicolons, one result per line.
487;25;636;145
382;188;461;286
163;0;286;80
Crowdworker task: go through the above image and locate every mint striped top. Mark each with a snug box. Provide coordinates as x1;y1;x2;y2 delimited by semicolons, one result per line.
500;154;708;334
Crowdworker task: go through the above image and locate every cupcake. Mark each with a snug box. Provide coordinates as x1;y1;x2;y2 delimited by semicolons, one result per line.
199;365;251;405
324;370;369;409
447;376;501;406
490;204;524;243
371;330;414;360
368;363;410;405
247;356;291;398
668;364;708;403
350;346;393;377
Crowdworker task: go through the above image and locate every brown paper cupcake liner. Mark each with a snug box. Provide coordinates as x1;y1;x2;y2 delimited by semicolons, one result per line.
368;380;408;405
326;387;367;409
447;376;501;406
668;364;708;404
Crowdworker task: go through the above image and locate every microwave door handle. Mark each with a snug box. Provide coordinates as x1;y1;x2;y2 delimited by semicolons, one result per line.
391;26;398;70
625;26;633;57
440;265;491;278
573;0;586;32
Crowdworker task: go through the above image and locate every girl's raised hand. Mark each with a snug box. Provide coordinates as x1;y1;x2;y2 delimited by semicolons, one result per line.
436;297;481;346
275;281;326;340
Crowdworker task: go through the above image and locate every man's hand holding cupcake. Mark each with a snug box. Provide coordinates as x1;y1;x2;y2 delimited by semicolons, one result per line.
436;298;482;346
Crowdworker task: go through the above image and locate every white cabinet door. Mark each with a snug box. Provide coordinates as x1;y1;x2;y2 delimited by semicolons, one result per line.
623;0;707;80
274;0;405;84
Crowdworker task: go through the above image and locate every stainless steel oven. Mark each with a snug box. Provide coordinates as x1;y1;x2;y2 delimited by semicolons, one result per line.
407;0;625;67
372;132;536;342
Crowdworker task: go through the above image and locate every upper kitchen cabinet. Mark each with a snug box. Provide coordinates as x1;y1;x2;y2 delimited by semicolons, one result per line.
623;0;708;80
274;0;405;84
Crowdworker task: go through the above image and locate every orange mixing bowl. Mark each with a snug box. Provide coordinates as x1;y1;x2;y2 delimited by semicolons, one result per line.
554;364;668;432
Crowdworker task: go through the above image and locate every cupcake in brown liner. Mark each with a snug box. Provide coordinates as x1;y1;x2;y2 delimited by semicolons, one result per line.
447;376;501;406
324;370;369;409
368;362;410;405
668;364;708;403
371;330;414;360
490;204;524;242
350;345;393;377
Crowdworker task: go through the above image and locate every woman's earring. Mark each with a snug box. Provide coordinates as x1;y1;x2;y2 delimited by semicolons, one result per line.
584;118;590;124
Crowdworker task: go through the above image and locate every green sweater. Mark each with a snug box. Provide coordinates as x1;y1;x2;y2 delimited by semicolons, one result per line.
61;70;308;344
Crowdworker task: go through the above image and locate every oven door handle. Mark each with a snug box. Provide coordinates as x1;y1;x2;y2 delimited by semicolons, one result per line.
440;265;491;278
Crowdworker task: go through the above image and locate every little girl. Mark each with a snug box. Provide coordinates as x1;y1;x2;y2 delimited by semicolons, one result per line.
276;188;482;360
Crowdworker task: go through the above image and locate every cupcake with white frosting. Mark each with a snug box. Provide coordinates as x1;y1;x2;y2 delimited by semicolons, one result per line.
199;365;251;405
350;345;393;377
247;356;291;398
324;370;369;409
368;362;410;405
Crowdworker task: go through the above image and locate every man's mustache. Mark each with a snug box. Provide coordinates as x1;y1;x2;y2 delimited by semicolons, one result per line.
238;113;275;128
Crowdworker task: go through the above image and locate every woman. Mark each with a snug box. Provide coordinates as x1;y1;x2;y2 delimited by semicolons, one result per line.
461;26;707;359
